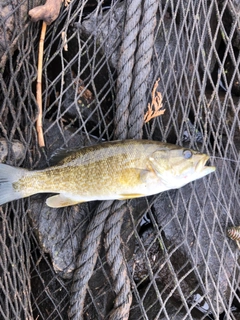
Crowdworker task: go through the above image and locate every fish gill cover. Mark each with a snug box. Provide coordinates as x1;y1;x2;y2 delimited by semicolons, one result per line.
0;0;240;319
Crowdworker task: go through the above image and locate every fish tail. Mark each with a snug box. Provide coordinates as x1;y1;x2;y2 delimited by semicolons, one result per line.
0;163;28;206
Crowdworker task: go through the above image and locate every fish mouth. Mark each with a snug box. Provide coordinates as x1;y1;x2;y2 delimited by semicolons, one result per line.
196;155;216;174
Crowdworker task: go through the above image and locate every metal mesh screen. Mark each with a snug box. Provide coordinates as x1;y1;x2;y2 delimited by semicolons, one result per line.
0;0;240;319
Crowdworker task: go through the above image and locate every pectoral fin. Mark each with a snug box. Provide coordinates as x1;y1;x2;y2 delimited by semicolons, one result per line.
139;169;157;183
46;194;84;208
119;168;156;185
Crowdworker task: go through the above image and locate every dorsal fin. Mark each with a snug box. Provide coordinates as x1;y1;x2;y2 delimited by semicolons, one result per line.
49;147;82;166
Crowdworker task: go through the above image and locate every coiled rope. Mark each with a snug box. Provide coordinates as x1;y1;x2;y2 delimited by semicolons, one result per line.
69;0;158;318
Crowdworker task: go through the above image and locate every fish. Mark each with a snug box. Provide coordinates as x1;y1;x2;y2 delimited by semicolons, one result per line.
0;140;215;208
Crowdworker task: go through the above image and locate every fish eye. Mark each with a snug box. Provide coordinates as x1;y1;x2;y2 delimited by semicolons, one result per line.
183;149;192;159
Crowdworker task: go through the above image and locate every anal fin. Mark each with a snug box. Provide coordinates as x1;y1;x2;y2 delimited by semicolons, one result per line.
46;194;85;208
118;193;145;200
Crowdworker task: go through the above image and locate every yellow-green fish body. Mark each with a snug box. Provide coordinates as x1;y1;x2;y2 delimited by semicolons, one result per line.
0;140;215;208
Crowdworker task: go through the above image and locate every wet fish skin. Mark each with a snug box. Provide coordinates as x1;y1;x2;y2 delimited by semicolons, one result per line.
0;140;215;208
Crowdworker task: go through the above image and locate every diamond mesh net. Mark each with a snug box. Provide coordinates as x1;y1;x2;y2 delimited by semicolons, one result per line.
0;0;240;319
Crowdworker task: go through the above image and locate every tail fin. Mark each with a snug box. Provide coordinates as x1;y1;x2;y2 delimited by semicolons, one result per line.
0;164;27;206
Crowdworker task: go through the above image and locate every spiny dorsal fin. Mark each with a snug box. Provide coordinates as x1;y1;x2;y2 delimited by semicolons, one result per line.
49;147;83;166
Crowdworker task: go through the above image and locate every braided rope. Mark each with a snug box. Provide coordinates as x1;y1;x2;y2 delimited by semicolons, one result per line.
104;202;132;320
114;0;142;140
105;1;158;318
69;200;113;319
128;0;158;139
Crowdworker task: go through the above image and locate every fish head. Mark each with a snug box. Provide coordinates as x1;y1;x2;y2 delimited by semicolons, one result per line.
149;145;215;189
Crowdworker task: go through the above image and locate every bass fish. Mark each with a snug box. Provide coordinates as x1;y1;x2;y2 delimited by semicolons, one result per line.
0;140;215;208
